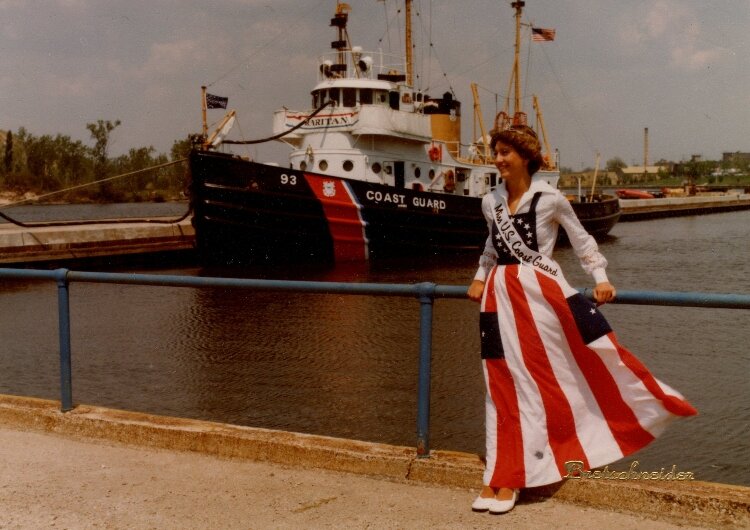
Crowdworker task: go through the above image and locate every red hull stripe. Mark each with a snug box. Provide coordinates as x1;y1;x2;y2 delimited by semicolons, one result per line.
505;267;589;477
303;174;368;261
535;272;656;455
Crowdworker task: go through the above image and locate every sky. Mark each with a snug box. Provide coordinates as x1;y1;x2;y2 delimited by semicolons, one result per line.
1;0;748;171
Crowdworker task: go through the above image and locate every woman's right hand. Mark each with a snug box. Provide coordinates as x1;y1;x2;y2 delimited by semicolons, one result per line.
467;279;485;303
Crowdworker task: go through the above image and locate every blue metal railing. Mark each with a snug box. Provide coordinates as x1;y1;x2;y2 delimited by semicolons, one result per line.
2;267;749;457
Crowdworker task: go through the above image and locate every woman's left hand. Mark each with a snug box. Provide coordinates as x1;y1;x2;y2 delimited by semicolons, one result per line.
593;282;616;305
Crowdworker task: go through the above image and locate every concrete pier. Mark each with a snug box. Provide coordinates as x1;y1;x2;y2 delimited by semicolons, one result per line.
619;193;750;221
0;217;194;265
0;395;746;529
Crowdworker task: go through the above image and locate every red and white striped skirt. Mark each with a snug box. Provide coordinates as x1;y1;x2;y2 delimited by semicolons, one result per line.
479;264;697;488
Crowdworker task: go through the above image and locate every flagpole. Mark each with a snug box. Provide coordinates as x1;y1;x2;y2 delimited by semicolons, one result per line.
511;1;524;119
201;86;208;147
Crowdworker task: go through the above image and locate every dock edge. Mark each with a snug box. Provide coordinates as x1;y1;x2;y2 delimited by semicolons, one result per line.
0;394;746;528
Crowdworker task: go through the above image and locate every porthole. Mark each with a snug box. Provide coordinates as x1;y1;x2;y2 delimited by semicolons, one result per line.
371;162;382;174
343;160;354;172
429;169;435;179
319;160;328;171
300;161;307;171
414;167;421;179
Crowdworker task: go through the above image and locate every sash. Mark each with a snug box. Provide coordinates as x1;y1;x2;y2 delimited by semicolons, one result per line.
492;196;562;279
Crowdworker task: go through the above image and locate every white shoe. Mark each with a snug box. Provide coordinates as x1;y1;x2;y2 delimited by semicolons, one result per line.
471;494;495;512
488;488;519;514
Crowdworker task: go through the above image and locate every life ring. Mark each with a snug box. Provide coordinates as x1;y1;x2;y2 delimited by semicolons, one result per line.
428;145;441;162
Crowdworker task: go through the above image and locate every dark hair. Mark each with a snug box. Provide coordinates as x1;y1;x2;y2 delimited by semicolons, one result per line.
490;125;545;175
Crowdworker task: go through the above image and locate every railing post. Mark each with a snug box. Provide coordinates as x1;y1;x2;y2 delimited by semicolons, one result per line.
54;268;74;412
414;282;436;458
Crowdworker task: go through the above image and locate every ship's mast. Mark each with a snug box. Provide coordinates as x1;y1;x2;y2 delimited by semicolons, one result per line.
330;2;351;72
510;1;526;125
405;0;413;86
495;1;528;131
511;1;523;117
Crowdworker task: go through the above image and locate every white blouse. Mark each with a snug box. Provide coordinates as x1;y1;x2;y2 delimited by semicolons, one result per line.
473;179;609;284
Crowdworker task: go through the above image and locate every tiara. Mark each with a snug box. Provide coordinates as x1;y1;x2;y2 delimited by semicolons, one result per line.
490;125;538;140
504;125;538;139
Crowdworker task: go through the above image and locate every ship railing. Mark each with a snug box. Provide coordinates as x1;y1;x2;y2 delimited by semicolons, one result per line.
2;267;749;458
317;50;406;82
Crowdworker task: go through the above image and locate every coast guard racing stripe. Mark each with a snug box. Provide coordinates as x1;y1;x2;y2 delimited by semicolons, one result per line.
304;174;369;261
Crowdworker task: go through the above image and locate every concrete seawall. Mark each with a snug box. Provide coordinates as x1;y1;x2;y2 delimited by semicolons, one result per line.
0;395;746;528
0;217;194;265
619;193;750;221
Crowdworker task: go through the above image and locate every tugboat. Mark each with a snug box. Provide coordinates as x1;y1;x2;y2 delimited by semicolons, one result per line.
190;1;620;264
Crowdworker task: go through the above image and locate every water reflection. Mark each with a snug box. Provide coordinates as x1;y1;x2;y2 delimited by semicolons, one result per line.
0;210;747;486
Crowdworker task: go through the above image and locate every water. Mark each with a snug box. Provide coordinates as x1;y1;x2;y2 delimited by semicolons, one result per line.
0;204;748;486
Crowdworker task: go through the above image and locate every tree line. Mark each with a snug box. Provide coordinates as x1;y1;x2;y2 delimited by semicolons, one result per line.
1;120;195;203
562;156;749;182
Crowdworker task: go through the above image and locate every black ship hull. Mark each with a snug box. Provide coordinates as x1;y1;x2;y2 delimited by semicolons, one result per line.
190;151;620;265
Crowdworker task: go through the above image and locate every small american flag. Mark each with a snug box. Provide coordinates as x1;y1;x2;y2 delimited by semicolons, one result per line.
532;27;556;42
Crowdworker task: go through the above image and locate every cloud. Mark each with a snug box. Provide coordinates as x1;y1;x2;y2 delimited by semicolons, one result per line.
644;1;674;38
55;0;87;8
671;44;722;71
618;0;725;71
140;39;209;77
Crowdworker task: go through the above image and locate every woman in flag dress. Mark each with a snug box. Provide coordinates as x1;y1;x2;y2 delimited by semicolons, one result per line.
466;125;697;515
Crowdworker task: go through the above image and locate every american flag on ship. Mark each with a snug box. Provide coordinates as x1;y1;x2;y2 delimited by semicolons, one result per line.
532;27;556;42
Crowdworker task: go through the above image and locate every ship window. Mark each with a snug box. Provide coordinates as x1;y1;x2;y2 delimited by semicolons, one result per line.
300;161;307;171
360;89;373;105
311;91;320;108
319;160;328;171
343;89;356;107
429;169;435;179
414;167;421;179
343;160;354;172
371;162;382;174
486;172;497;188
389;91;399;110
375;90;387;104
329;88;339;106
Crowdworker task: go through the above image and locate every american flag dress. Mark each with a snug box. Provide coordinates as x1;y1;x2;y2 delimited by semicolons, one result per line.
476;184;697;488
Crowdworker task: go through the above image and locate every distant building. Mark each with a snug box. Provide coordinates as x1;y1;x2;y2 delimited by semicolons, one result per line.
722;151;750;165
559;170;617;188
616;165;667;182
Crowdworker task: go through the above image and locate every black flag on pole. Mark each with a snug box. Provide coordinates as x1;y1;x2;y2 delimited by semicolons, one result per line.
206;93;229;109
